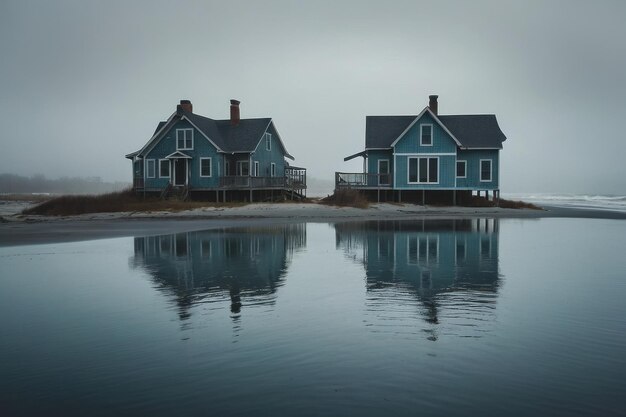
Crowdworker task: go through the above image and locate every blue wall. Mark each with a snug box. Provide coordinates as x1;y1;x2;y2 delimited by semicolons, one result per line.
456;150;499;190
394;112;458;154
251;122;286;177
143;119;221;190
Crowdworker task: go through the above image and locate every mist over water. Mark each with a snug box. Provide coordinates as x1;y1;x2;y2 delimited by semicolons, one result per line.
1;219;625;416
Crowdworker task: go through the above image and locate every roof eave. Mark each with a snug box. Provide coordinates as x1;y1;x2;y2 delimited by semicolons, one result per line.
344;150;368;161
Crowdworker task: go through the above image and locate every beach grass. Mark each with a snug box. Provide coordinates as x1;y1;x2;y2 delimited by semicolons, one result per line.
20;188;241;216
320;189;370;209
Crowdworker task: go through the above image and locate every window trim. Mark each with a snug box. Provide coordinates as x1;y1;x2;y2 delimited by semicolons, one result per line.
420;124;433;146
254;161;259;177
146;159;156;178
199;157;212;177
265;133;272;151
176;128;194;150
159;159;170;178
270;162;276;177
480;159;492;182
407;156;439;184
456;160;467;178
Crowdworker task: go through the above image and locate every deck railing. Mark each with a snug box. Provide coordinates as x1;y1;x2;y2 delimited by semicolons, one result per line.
286;168;307;190
219;176;287;189
335;172;391;189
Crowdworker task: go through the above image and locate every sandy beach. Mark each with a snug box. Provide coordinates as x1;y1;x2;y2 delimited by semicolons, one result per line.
1;201;624;247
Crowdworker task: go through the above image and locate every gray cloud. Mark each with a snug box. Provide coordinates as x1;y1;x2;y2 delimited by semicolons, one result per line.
1;0;625;194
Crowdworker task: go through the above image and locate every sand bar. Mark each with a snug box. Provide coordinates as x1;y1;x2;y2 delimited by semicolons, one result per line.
1;202;624;247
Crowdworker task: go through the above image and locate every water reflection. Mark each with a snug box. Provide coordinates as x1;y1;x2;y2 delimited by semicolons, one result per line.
335;219;500;340
130;224;306;323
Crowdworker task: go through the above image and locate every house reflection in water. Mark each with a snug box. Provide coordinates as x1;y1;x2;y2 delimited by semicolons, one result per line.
130;224;306;321
335;219;500;340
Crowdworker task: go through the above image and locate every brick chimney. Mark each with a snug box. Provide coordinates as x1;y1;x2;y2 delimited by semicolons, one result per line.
428;95;438;115
179;99;193;113
230;99;240;126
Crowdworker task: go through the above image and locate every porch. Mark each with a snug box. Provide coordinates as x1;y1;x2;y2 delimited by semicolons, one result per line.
334;172;392;189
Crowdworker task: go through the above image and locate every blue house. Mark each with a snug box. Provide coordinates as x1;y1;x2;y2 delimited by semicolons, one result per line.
126;99;306;201
337;95;507;204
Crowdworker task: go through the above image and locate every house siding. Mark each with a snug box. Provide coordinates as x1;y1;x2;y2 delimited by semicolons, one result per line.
367;150;394;186
393;112;458;154
251;123;286;177
456;150;499;190
143;119;221;189
394;154;457;189
390;112;459;189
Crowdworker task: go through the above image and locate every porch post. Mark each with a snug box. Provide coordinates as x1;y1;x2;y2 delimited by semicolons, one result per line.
422;190;425;206
453;190;456;206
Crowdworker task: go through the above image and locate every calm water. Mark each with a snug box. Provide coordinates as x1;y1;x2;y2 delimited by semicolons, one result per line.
1;219;625;416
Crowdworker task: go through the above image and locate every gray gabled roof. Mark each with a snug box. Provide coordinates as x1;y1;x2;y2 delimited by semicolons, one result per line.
181;110;274;153
365;112;506;150
129;108;293;159
365;116;415;149
438;115;507;148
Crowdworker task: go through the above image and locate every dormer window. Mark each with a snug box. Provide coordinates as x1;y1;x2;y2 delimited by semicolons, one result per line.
265;133;272;151
176;129;193;150
420;124;433;146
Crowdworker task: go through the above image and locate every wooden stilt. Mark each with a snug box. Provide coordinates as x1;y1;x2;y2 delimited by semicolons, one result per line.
422;190;425;206
453;190;456;206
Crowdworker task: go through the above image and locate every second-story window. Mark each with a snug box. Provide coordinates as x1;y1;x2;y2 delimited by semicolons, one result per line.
176;129;193;150
265;133;272;151
420;124;433;146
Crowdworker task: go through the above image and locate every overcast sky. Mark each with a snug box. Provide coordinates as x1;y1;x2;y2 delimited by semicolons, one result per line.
1;0;625;194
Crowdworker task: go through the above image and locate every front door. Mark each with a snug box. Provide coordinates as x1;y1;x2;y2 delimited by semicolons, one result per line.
174;159;187;186
378;160;390;186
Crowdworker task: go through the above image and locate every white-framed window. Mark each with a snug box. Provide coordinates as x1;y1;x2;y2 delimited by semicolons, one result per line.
456;160;466;178
270;162;276;177
480;159;492;182
159;159;170;178
176;129;193;150
200;157;212;177
237;160;249;176
254;161;259;177
265;133;272;151
420;124;433;146
146;159;156;178
408;157;438;184
225;161;230;176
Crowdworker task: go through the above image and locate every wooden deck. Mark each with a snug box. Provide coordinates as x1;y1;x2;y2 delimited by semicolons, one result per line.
335;172;391;189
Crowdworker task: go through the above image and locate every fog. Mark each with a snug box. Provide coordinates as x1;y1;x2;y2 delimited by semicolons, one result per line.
1;0;625;194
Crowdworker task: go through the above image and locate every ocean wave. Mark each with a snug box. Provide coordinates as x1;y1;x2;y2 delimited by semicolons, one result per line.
503;194;626;213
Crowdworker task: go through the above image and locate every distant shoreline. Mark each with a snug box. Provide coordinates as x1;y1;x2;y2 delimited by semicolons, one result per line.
1;202;625;247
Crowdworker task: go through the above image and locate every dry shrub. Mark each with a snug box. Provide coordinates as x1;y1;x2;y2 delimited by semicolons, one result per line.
21;188;211;216
321;189;369;209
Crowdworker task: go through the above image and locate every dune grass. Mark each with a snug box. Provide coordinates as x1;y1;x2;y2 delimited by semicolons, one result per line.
320;189;370;209
21;188;224;216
